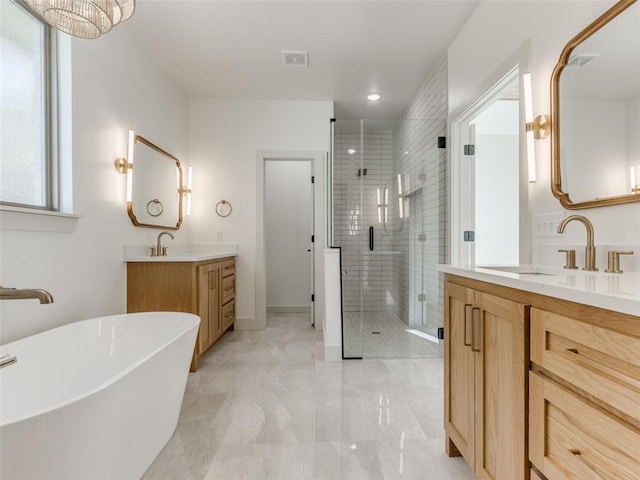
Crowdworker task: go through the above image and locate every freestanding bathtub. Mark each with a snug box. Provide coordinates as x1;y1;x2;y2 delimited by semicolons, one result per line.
0;311;200;479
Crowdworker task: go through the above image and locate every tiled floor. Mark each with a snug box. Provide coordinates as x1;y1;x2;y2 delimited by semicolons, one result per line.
142;313;474;480
342;311;443;359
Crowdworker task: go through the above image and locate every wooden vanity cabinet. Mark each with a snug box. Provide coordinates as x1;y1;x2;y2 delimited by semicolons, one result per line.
529;305;640;480
126;256;236;371
444;272;640;480
445;276;529;480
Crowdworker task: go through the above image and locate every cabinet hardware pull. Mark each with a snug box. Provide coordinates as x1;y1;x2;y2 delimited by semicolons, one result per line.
569;449;607;480
471;308;481;352
566;348;578;354
225;312;233;318
464;304;472;347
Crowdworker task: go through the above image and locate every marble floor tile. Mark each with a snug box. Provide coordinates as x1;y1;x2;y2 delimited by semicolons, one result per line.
143;313;474;480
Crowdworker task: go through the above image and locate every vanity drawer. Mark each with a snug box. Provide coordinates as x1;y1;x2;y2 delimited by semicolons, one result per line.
221;258;235;278
529;372;640;480
530;307;640;424
222;298;235;331
221;274;235;304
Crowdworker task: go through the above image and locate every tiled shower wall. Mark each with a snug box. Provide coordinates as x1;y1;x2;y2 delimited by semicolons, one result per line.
333;130;394;313
391;54;448;334
333;55;448;335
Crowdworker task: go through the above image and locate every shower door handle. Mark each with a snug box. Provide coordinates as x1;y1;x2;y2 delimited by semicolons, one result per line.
369;226;374;251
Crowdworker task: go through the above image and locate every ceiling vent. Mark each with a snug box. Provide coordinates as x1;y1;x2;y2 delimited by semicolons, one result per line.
282;50;309;67
566;53;599;68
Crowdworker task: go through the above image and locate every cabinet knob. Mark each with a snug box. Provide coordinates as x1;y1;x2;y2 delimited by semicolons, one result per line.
605;251;634;274
558;249;578;269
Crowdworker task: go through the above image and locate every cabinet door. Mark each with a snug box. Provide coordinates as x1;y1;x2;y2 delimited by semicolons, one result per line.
197;263;220;352
444;282;475;468
530;372;640;480
475;291;528;480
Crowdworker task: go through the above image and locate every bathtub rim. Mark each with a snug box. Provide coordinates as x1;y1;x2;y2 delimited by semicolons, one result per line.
0;311;200;427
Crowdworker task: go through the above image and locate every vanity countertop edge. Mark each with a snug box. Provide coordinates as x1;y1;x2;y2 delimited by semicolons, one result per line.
123;244;238;263
438;264;640;317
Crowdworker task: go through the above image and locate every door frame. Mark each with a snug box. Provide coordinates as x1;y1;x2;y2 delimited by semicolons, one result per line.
256;150;325;329
449;41;532;266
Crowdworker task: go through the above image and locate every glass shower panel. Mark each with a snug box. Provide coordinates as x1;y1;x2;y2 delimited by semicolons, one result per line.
332;120;364;358
332;118;446;358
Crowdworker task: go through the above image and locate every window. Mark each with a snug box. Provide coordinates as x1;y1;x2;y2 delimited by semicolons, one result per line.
0;0;57;210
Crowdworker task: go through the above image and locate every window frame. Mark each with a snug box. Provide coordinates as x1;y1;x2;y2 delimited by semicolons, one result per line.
1;0;59;212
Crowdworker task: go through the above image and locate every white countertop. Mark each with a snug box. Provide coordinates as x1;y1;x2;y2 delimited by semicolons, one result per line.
124;244;238;262
438;264;640;317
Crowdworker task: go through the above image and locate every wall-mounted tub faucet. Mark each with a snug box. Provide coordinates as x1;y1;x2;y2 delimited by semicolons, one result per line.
0;286;54;304
150;231;175;257
557;215;598;271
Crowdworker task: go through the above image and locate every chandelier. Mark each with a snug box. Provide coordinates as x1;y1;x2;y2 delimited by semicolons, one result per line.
23;0;136;39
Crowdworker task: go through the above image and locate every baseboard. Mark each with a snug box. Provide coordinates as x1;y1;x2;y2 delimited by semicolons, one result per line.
233;317;265;330
266;306;311;313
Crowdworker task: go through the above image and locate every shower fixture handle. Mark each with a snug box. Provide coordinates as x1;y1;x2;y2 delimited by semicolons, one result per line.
369;226;374;251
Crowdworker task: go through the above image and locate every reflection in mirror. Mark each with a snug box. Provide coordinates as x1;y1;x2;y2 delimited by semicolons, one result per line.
551;0;640;209
128;134;183;229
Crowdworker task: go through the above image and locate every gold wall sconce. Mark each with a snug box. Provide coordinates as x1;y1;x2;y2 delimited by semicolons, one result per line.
179;166;193;216
523;72;551;183
114;130;136;202
631;166;640;194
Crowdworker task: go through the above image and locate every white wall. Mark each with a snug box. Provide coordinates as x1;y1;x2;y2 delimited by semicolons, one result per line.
265;160;312;311
448;0;640;269
187;99;333;329
0;28;189;343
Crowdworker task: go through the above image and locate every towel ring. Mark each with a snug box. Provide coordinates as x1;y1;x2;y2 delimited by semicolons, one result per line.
146;199;164;217
215;200;232;217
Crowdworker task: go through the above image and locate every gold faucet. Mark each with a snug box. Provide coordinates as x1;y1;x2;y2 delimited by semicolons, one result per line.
557;215;598;271
150;231;175;256
0;286;54;303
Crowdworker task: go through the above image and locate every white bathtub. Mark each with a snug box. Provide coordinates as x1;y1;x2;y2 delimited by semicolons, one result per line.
0;312;200;480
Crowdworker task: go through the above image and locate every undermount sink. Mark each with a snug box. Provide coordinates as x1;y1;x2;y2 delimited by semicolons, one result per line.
478;266;557;276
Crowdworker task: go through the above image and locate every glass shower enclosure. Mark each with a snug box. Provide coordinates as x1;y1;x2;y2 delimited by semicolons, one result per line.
330;119;447;359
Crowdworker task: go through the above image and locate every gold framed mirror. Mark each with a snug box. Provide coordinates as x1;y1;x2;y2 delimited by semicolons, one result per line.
128;134;184;230
550;0;640;209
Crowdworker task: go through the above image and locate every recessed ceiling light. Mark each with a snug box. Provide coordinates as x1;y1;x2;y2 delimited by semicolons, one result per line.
347;148;356;154
367;93;381;101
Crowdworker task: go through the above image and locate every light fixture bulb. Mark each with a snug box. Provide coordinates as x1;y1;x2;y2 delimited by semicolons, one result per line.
367;93;381;101
347;148;356;154
125;130;135;202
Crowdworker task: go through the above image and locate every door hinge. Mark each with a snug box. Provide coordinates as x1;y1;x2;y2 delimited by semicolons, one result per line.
437;136;446;149
418;293;426;302
311;176;315;183
437;327;444;340
311;235;315;243
463;230;475;242
464;144;475;156
311;294;315;302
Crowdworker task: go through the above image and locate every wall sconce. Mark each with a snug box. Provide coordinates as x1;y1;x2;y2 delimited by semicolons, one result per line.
179;166;193;216
114;130;135;202
523;73;551;183
631;166;640;194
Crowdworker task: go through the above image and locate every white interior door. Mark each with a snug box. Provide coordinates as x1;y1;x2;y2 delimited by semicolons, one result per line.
265;160;314;318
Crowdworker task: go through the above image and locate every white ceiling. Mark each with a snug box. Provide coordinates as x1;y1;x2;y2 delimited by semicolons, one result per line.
121;1;480;119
